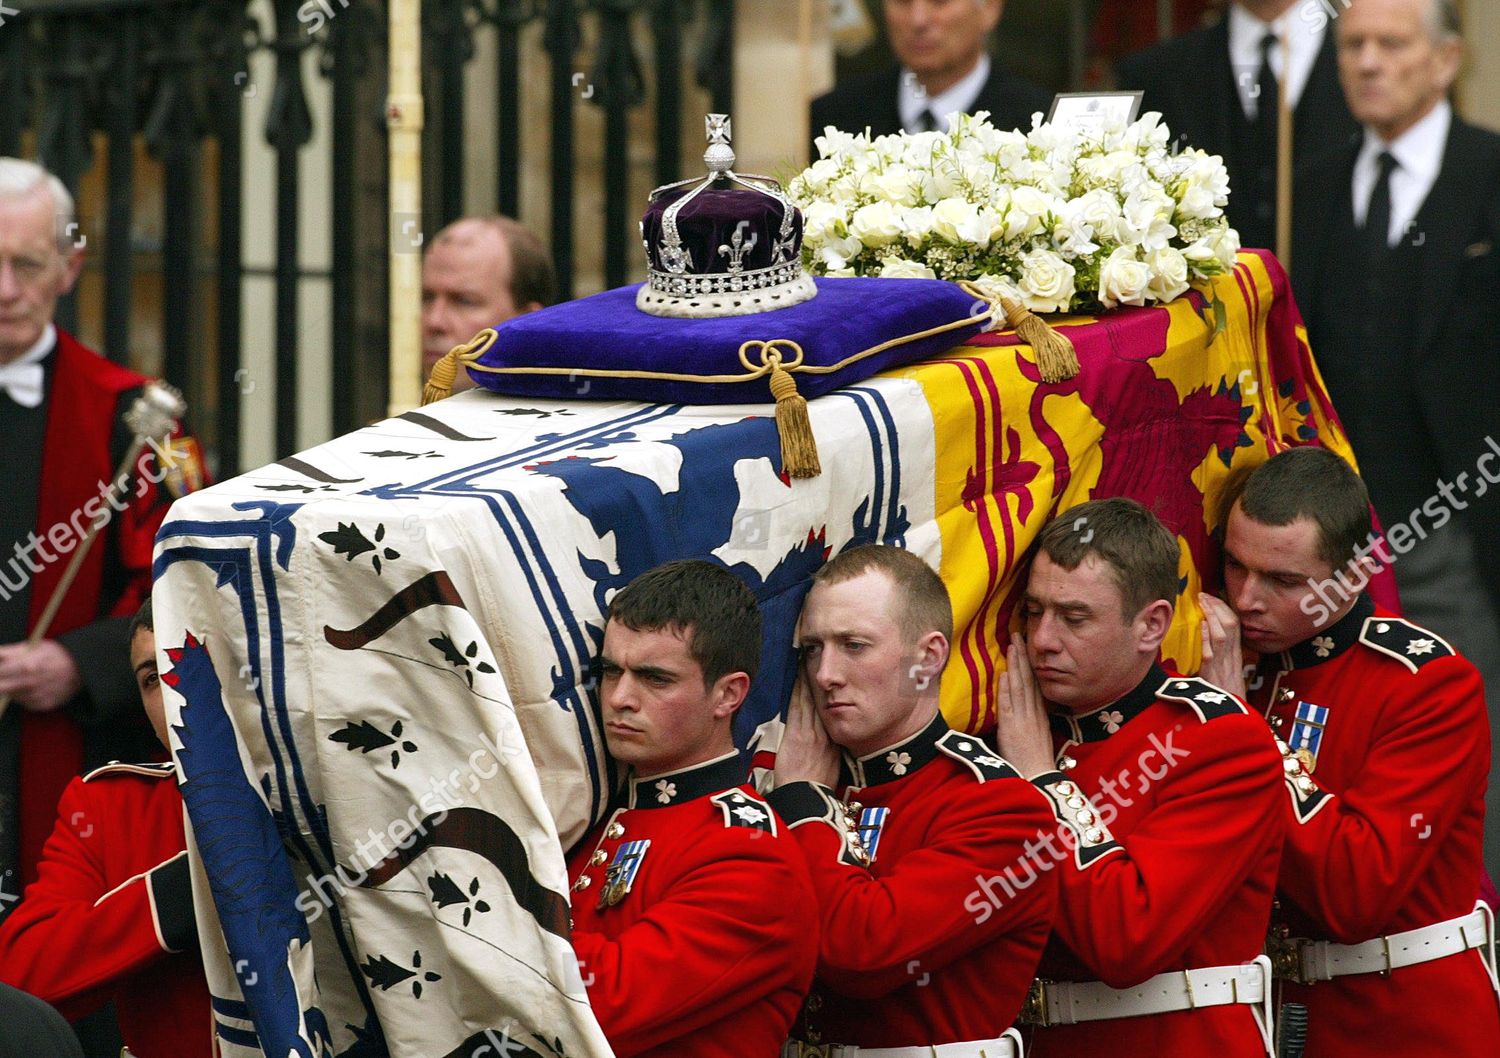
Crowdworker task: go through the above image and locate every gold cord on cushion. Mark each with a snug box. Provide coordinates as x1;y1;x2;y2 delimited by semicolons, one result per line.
957;281;1080;384
740;339;820;479
422;328;499;405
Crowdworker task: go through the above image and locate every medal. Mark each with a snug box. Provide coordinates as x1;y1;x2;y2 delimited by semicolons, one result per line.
597;839;650;909
1288;701;1329;774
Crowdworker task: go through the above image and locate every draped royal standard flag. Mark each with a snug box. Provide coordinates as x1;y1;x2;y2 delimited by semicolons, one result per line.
153;249;1360;1054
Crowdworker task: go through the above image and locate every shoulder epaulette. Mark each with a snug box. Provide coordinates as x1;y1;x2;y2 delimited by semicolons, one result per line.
710;789;777;836
1156;676;1247;722
936;731;1021;783
82;761;177;783
1359;617;1456;673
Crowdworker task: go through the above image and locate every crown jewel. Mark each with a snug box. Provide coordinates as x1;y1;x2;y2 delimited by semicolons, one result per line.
637;114;817;318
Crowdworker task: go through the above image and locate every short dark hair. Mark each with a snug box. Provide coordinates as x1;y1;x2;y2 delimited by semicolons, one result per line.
1035;498;1180;619
606;560;761;684
1235;447;1371;568
129;597;154;640
811;544;953;643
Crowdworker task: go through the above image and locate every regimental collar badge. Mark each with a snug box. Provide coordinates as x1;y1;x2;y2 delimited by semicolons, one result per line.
1285;594;1374;669
637;114;817;319
600;839;650;909
843;712;948;788
627;750;747;809
1052;665;1166;743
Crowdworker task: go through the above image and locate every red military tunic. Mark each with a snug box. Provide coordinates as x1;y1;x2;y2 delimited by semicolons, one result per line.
767;714;1057;1048
0;761;213;1057
1026;667;1285;1058
1250;595;1500;1057
566;751;818;1058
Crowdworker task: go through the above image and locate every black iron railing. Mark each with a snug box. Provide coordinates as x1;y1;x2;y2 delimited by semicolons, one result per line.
1;0;735;472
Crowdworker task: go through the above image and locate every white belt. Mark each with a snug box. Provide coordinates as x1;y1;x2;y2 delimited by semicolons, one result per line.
1022;956;1274;1056
1272;903;1498;988
782;1028;1022;1058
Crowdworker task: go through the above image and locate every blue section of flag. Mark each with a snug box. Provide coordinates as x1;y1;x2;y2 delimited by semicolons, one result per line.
857;807;889;863
1290;701;1329;757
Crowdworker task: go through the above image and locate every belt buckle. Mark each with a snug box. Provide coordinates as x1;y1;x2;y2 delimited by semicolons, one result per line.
1266;931;1312;985
794;1045;833;1058
1019;978;1048;1026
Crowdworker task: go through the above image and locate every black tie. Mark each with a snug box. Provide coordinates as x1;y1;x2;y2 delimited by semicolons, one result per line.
1365;151;1397;258
1256;32;1280;148
916;109;937;133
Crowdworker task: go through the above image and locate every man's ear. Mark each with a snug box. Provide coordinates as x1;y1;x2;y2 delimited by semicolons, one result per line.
1137;599;1174;654
908;630;949;693
711;671;751;721
60;242;86;296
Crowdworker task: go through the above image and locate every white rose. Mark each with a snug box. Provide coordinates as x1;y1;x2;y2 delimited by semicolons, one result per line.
849;200;903;247
1144;247;1190;302
1018;249;1077;314
1099;245;1152;308
800;200;846;245
932;197;989;247
879;258;938;280
1000;186;1054;241
818;234;865;273
873;165;921;206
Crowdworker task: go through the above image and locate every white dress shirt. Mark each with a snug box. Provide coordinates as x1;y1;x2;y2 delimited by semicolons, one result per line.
0;323;56;409
899;53;991;133
1227;3;1325;120
1351;100;1450;247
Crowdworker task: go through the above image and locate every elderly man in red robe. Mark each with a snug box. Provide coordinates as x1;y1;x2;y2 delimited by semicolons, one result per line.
0;156;198;919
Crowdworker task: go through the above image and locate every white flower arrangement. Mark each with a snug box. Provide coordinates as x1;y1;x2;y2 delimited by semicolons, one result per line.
789;111;1240;314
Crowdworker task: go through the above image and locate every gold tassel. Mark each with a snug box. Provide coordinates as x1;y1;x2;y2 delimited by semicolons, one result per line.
422;328;499;405
1000;296;1080;384
767;361;821;479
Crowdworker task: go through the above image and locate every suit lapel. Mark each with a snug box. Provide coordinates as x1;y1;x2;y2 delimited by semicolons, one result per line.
1412;121;1483;350
1203;20;1238;164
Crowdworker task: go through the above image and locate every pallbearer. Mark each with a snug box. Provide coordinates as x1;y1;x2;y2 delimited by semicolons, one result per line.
995;499;1285;1057
566;559;818;1057
1202;448;1500;1058
772;544;1055;1057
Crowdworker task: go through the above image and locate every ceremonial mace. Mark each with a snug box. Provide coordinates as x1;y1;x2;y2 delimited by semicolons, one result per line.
0;382;188;725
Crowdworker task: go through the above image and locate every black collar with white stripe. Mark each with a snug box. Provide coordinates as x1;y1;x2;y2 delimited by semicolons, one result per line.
841;712;948;788
1049;664;1166;744
628;750;746;809
1279;593;1374;670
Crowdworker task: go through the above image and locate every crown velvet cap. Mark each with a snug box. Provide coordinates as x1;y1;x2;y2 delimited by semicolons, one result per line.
637;185;812;317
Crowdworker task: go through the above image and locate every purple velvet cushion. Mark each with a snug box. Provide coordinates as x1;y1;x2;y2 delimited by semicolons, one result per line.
468;277;986;405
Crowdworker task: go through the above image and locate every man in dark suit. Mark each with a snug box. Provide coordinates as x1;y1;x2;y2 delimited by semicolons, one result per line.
1292;0;1500;881
809;0;1049;156
1117;0;1359;256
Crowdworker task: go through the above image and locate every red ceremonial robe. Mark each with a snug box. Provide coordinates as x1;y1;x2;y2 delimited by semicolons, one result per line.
1027;667;1286;1058
1253;596;1500;1057
19;330;178;887
0;761;212;1057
